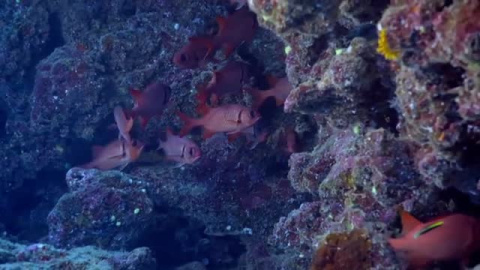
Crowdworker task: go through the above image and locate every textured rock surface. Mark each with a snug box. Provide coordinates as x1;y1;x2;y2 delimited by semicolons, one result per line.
379;0;480;199
0;238;156;269
47;168;155;249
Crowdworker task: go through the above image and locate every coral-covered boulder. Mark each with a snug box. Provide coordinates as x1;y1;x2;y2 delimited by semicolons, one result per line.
47;168;154;249
273;128;432;268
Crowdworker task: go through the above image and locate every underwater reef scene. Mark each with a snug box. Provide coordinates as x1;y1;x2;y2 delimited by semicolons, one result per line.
2;0;480;269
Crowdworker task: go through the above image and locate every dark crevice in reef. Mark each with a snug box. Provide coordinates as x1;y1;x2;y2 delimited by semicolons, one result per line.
24;12;65;92
307;34;330;66
435;0;454;12
364;80;399;133
0;99;7;138
64;137;93;167
138;210;246;269
0;169;68;241
423;63;465;89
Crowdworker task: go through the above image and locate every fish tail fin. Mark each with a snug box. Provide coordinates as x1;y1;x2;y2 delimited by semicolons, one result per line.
223;43;235;58
196;84;212;115
246;87;266;109
177;112;198;137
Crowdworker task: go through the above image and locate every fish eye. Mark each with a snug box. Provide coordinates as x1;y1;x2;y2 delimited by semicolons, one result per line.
189;147;194;156
250;110;256;118
180;54;187;62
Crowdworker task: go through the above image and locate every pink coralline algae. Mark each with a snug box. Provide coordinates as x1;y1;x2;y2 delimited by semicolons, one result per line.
380;0;480;196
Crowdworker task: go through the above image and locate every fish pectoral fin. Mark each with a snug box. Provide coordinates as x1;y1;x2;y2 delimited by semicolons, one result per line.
226;130;241;135
107;154;125;160
174;163;185;169
117;163;129;171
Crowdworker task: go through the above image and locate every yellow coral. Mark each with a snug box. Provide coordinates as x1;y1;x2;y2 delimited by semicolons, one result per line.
377;29;400;61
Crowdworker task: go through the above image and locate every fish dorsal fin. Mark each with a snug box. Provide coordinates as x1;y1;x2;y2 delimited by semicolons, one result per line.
216;16;227;32
92;145;104;158
129;89;143;103
140;116;151;129
400;210;422;234
196;99;211;115
189;36;214;48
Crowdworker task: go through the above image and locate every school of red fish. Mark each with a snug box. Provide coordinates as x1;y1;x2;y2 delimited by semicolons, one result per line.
78;4;480;269
80;6;295;170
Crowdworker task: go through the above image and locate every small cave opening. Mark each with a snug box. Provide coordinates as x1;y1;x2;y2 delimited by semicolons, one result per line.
0;169;68;241
307;34;330;66
442;124;480;206
423;63;465;90
435;0;454;12
138;210;246;269
42;12;66;60
64;137;94;167
363;80;399;134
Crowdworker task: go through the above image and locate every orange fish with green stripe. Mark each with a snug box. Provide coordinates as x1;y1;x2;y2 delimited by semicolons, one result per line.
388;210;480;268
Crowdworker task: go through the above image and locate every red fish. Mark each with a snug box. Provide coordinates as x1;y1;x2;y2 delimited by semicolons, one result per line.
173;36;216;69
248;76;292;110
388;210;480;268
177;104;260;139
80;139;144;171
113;106;133;143
129;83;171;128
197;61;250;106
211;6;258;59
158;128;201;165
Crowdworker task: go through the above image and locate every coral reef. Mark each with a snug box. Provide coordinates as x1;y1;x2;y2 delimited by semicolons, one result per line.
2;0;480;269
